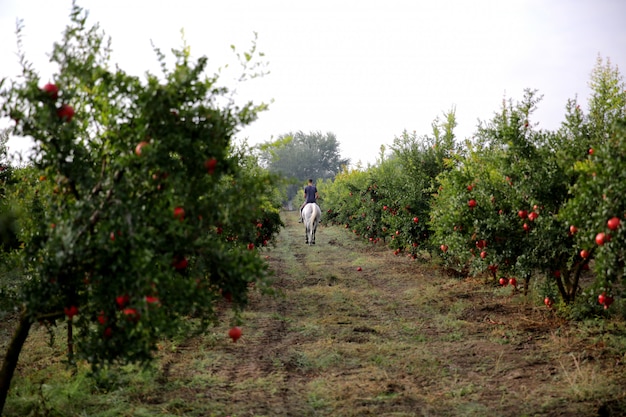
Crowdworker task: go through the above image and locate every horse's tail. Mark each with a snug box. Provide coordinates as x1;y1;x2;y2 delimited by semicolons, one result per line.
309;204;318;243
310;204;318;225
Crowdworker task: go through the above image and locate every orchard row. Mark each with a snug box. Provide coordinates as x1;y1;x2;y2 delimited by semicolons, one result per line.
0;7;281;408
321;62;626;316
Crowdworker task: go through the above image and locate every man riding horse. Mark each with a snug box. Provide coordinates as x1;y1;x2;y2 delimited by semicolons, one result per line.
299;179;321;245
298;179;318;223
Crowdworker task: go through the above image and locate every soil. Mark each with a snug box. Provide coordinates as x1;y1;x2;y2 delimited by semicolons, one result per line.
2;212;626;417
153;213;626;416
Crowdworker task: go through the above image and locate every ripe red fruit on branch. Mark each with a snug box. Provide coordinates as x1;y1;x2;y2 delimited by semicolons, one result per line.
57;104;75;122
544;297;553;308
569;225;578;235
97;312;107;325
440;244;448;252
528;212;538;222
357;266;362;271
42;83;59;100
480;251;487;259
64;305;79;319
173;206;185;221
499;277;508;286
204;158;218;175
172;257;188;270
123;308;140;322
468;199;477;208
228;326;242;342
413;217;419;224
595;232;607;246
607;217;621;231
523;223;530;231
580;249;590;259
116;294;130;308
518;210;528;219
467;184;473;191
247;243;255;250
509;277;517;287
598;292;606;306
135;141;149;156
145;295;160;305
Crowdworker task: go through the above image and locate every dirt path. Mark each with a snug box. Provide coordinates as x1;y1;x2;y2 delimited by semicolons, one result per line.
4;212;626;416
148;212;624;416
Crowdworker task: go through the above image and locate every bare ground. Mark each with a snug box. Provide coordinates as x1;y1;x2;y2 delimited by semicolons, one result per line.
150;213;626;416
3;212;626;416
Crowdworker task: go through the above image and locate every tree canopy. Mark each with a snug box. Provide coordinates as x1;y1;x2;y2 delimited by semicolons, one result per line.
258;130;349;202
0;4;283;412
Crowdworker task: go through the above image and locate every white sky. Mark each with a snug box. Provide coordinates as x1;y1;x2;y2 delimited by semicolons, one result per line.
1;0;625;166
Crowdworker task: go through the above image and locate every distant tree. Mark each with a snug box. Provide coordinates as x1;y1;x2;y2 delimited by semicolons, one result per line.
258;131;350;202
587;56;626;142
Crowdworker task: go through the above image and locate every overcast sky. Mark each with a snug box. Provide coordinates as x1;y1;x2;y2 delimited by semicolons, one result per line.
1;0;625;166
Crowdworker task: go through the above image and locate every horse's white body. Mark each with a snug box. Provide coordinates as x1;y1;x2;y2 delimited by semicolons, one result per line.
302;203;321;245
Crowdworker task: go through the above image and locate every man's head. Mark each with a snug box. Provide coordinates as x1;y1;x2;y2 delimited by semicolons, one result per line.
308;179;313;184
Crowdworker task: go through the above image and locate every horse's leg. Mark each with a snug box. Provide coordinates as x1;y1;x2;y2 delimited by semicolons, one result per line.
311;209;319;244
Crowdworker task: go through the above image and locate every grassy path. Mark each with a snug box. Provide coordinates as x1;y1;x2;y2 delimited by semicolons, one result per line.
4;212;626;416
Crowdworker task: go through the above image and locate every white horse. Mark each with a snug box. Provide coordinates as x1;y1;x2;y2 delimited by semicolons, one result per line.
302;203;321;245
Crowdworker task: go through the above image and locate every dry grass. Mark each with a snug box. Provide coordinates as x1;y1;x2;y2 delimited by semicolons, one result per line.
3;212;626;416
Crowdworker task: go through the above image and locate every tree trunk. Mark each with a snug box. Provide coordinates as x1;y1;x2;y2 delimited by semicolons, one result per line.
0;310;32;415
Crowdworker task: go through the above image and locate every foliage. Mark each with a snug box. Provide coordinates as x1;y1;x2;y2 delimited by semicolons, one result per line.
6;214;626;416
561;120;626;307
0;129;20;311
0;1;281;394
557;56;626;309
431;90;590;299
323;57;626;315
258;130;350;203
322;111;457;258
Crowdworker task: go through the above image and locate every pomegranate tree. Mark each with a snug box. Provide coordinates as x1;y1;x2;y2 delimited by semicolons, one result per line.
0;5;281;413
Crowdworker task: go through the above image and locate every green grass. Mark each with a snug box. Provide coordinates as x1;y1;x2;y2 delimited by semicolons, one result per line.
3;212;626;416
